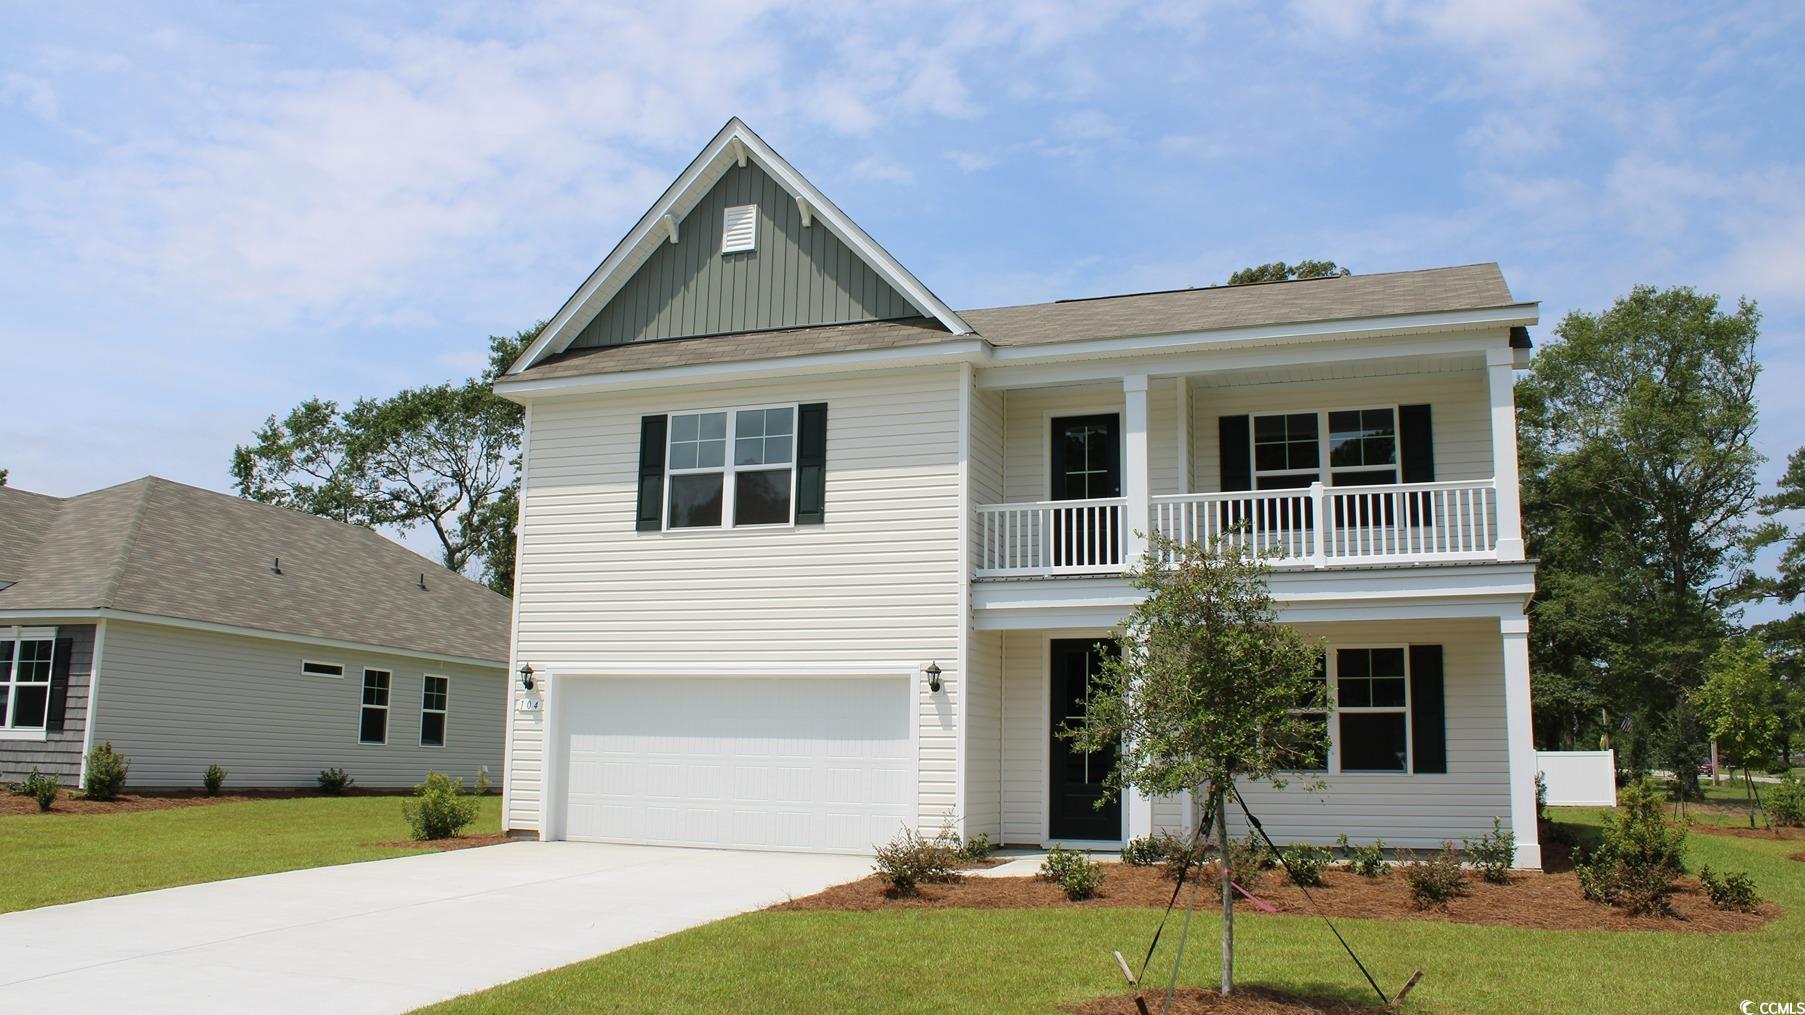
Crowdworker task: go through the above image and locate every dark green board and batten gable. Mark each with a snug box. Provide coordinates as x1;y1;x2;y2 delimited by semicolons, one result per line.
570;161;925;349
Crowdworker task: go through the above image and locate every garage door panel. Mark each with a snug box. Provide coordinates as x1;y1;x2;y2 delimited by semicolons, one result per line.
559;676;915;852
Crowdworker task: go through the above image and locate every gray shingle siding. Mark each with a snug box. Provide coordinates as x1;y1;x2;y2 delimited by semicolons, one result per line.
0;623;95;786
571;161;920;348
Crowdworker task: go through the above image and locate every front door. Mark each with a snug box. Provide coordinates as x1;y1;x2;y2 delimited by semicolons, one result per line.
1049;638;1122;841
1050;414;1122;567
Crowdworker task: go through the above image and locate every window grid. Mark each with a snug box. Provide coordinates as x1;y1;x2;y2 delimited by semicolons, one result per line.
1333;647;1411;773
420;675;448;748
1;631;55;731
665;403;798;530
1251;406;1402;489
359;669;391;745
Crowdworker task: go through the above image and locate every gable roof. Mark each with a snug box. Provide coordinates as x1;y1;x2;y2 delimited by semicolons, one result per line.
507;262;1529;383
510;118;972;375
0;478;509;664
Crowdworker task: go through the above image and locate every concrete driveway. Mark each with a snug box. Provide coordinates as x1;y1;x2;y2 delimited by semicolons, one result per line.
0;841;871;1014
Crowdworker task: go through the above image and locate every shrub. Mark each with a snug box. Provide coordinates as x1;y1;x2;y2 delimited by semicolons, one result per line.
1463;816;1516;884
203;763;228;797
22;768;59;811
83;742;130;801
1574;780;1688;916
317;768;354;795
1401;844;1469;908
1336;834;1387;878
1039;844;1107;901
1199;832;1273;892
1281;844;1331;886
1768;776;1805;828
402;770;485;840
1121;834;1170;866
872;826;960;895
955;830;993;864
1697;866;1759;912
1535;770;1548;823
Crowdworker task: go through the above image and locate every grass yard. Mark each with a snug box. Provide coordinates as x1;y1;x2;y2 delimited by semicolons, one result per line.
1;794;501;914
421;808;1802;1014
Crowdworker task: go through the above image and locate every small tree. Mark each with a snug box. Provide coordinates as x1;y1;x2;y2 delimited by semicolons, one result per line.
1696;638;1782;826
1064;533;1327;996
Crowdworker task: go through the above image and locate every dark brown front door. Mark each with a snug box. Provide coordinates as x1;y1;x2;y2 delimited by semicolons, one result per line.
1049;638;1122;841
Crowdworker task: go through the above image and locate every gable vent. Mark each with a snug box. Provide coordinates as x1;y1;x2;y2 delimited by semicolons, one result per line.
721;204;758;254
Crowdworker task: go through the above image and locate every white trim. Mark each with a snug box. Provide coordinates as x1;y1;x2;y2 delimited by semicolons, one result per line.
1328;645;1413;775
502;401;533;828
660;401;799;531
0;610;505;670
660;213;678;246
955;361;972;838
419;673;449;749
358;668;392;746
79;619;106;786
508;117;972;375
0;730;48;741
300;659;345;678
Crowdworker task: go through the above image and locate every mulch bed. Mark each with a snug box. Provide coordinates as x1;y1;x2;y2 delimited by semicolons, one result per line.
773;864;1776;933
1068;986;1381;1014
1791;851;1805;863
375;833;513;851
1690;823;1805;841
1;787;414;817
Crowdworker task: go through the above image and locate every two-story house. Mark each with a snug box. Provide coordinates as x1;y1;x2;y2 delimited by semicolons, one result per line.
495;119;1541;869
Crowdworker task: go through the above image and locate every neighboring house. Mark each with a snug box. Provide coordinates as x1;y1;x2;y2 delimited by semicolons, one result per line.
495;119;1542;868
0;477;509;790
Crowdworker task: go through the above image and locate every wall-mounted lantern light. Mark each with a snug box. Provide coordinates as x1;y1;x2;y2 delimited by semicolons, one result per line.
518;662;535;691
924;661;943;693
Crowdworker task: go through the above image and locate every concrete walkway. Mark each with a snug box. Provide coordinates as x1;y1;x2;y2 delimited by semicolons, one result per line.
0;841;871;1014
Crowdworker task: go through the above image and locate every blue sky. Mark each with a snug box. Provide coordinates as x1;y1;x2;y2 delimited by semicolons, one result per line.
3;1;1803;609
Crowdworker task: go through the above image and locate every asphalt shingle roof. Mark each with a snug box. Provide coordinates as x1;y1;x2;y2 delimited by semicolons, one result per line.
0;478;509;663
513;263;1522;382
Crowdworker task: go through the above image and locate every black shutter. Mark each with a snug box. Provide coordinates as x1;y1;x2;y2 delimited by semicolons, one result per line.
635;415;668;532
45;636;74;733
1399;404;1435;482
1409;644;1446;774
796;402;828;525
1219;415;1252;491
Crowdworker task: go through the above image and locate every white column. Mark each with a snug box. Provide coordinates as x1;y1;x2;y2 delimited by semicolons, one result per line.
1486;346;1526;561
1123;374;1151;561
1501;615;1542;869
1174;378;1191;494
1123;374;1154;842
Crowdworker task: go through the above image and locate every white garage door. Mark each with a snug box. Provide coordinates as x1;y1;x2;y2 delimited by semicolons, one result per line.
558;676;916;852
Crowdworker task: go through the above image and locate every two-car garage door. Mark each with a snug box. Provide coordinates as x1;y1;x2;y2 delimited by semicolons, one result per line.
557;676;915;853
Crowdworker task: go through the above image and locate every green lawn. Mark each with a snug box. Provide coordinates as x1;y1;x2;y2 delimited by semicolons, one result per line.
421;809;1802;1014
2;795;501;914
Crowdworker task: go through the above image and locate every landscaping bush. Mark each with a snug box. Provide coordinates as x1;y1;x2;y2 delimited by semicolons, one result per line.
1768;775;1805;827
955;830;993;864
1697;866;1759;912
402;770;485;841
1121;834;1170;866
1281;843;1331;886
83;742;130;801
1199;832;1273;892
1039;844;1106;901
1535;770;1548;823
317;768;354;795
1401;844;1469;908
22;768;59;811
1463;816;1516;884
1336;834;1387;877
1574;780;1688;916
203;763;228;797
872;826;959;895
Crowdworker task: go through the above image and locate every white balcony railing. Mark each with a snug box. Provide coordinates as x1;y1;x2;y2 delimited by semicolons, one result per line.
973;497;1126;576
974;479;1499;578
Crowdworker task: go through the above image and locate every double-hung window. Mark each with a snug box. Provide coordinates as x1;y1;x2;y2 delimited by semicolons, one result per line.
666;405;796;528
1;629;55;731
359;669;391;744
420;675;448;747
1281;653;1331;771
1251;407;1399;490
1335;647;1410;772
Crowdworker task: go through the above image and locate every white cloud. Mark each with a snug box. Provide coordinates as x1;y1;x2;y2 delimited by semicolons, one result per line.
0;72;59;120
849;156;915;184
1462;111;1560;157
944;149;998;172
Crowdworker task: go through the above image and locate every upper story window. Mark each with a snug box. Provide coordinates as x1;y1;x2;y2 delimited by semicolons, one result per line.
1252;407;1398;489
1;629;55;731
666;405;795;529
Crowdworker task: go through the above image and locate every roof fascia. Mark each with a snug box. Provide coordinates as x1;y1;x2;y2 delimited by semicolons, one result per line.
509;118;971;375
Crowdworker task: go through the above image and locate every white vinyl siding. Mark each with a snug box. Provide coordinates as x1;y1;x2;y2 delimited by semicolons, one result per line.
1191;369;1493;493
1003;619;1511;850
0;623;94;784
963;629;1003;840
998;379;1183;505
509;366;963;834
91;621;504;788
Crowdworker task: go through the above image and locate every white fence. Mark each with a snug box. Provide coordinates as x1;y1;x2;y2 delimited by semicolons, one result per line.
1536;750;1617;807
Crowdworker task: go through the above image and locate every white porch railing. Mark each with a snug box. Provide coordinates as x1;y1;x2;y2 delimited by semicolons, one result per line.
974;480;1499;578
973;497;1126;576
